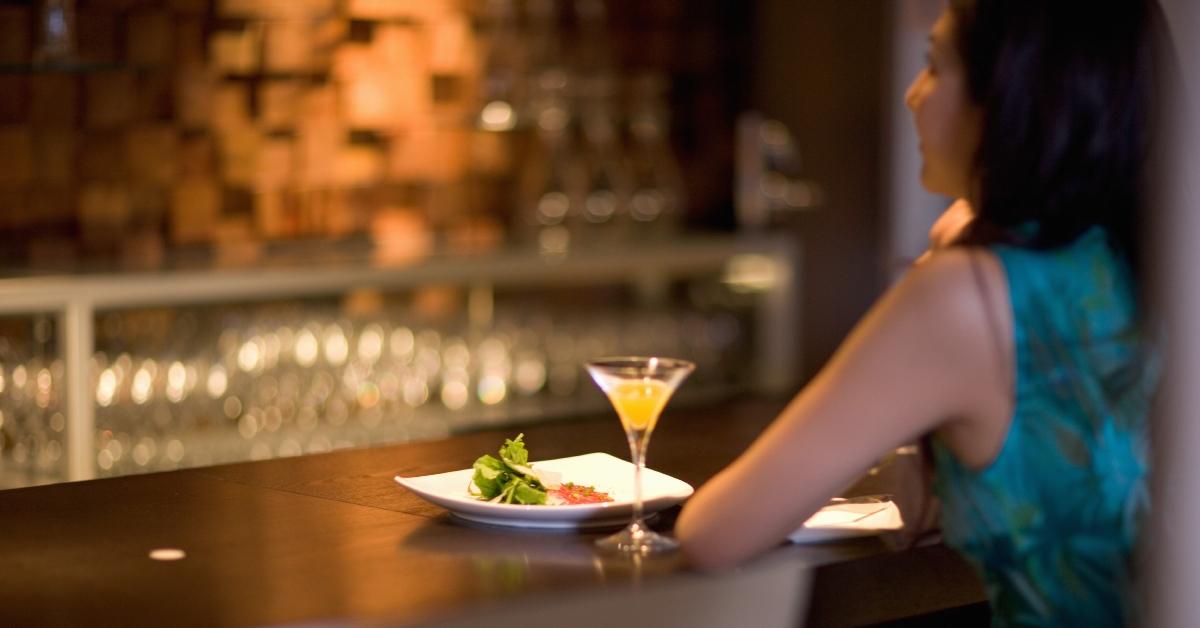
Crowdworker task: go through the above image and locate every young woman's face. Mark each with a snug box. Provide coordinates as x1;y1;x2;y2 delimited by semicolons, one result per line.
905;9;982;200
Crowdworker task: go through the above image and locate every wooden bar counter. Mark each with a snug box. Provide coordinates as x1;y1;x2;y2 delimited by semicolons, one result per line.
0;398;987;627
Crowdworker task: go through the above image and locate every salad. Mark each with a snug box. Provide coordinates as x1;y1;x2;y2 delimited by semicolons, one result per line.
469;434;614;506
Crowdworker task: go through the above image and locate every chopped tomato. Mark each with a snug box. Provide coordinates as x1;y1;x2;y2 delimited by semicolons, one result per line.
549;482;614;505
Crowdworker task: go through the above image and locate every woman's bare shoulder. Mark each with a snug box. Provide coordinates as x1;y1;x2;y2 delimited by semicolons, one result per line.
896;246;1010;343
906;245;1004;301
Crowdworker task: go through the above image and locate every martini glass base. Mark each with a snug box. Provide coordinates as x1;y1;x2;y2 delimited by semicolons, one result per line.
595;522;679;555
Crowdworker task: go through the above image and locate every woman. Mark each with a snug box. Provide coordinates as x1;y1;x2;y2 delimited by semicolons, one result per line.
676;1;1163;625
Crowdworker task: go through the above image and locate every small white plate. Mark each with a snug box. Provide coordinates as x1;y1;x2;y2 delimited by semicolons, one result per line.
788;501;905;544
395;452;695;530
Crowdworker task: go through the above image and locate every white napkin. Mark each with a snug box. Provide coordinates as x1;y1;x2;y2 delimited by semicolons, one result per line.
787;500;904;544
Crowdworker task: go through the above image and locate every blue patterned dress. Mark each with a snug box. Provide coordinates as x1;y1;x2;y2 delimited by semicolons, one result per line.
931;228;1156;627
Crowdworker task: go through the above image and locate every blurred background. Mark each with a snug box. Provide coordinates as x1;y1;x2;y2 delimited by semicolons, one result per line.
0;0;754;263
0;0;949;487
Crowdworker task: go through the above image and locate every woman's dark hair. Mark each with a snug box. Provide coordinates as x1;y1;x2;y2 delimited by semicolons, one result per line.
948;0;1164;286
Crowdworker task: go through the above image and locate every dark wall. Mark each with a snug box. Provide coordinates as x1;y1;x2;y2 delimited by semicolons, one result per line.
753;1;890;381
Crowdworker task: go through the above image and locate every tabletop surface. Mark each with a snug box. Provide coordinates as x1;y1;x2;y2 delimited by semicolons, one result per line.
0;397;986;627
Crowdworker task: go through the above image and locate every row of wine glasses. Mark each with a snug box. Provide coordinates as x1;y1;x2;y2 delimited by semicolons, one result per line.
0;298;747;485
0;315;64;488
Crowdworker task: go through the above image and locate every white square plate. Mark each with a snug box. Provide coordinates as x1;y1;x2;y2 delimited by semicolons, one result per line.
395;452;695;530
788;500;904;544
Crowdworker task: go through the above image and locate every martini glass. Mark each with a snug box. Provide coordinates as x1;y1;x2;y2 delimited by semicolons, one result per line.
586;356;694;554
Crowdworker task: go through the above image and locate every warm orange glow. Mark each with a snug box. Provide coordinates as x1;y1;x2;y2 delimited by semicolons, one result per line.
370;208;433;266
148;548;186;561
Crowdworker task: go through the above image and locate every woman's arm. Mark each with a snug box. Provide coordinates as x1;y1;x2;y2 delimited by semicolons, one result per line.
675;248;1011;570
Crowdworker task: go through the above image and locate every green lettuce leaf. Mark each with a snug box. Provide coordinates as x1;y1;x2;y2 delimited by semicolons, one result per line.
500;434;530;466
471;454;508;499
511;480;547;505
470;434;547;504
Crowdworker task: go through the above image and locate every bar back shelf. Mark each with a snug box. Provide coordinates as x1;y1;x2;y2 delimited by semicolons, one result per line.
0;234;801;486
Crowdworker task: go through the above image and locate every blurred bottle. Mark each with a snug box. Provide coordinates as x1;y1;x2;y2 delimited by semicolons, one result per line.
626;73;685;237
475;0;524;132
35;0;76;64
524;0;568;108
575;75;631;243
518;69;581;256
572;0;617;87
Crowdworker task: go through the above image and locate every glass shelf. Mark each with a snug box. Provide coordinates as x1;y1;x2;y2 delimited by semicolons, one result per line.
0;234;794;309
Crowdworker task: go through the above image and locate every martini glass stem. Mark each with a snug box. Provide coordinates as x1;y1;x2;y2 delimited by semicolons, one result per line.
628;432;647;533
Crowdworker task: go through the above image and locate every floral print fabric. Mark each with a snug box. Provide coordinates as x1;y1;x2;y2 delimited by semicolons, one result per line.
932;228;1155;627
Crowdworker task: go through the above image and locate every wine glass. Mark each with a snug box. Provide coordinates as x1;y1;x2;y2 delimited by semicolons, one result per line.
585;356;694;554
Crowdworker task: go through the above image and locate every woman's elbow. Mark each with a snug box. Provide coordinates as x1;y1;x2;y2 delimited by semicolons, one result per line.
678;539;744;572
675;506;751;571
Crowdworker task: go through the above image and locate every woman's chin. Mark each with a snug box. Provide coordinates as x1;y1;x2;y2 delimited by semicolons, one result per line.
918;170;939;195
918;169;955;198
